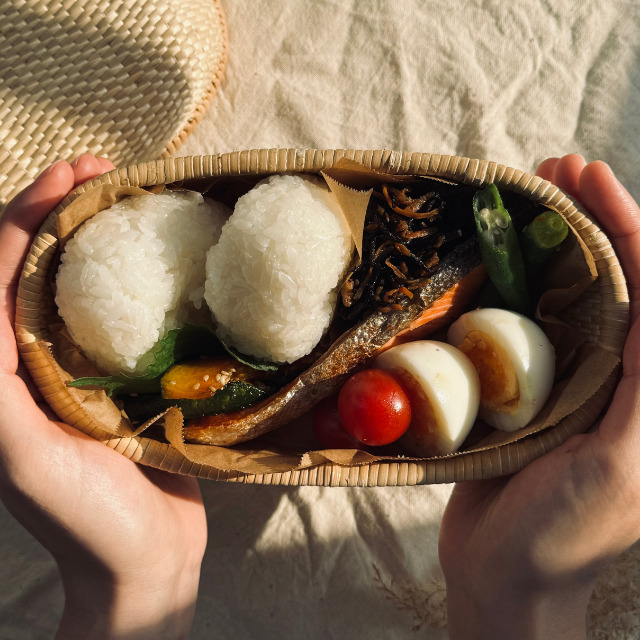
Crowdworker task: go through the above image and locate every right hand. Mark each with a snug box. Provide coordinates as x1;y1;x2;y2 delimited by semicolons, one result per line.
439;155;640;640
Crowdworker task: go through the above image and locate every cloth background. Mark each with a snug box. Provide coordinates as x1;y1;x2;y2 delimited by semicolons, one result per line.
1;1;640;638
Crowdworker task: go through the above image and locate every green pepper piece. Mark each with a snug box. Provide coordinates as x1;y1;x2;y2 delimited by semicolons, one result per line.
521;210;569;273
123;381;269;421
473;184;530;315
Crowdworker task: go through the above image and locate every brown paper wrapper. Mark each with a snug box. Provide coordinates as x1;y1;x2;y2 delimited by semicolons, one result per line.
15;151;629;485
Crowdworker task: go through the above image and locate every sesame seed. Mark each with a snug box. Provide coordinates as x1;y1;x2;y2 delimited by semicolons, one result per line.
203;374;210;382
193;383;201;390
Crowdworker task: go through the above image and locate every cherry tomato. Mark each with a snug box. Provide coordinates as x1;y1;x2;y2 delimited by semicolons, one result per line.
312;395;364;449
337;369;411;446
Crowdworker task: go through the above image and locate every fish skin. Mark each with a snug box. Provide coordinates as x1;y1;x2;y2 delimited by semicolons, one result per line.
183;236;483;446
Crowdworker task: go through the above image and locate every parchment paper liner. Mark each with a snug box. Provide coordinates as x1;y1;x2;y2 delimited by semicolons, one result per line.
15;150;629;486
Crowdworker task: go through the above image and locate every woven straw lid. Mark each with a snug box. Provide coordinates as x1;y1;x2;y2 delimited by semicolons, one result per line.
15;149;629;486
0;0;227;209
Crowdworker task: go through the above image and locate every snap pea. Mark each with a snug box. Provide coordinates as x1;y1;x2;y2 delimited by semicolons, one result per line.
521;210;569;273
472;184;530;315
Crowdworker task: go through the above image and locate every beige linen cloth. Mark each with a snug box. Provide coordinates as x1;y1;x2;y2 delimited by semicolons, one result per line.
1;1;640;638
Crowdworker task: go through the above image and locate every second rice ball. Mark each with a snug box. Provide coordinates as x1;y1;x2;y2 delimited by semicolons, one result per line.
205;175;353;364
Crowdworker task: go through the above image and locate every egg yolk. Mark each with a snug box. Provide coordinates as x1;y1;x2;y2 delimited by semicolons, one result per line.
456;330;519;412
392;368;440;450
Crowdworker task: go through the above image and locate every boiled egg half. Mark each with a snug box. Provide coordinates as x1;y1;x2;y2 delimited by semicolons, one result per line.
374;341;481;456
447;308;555;432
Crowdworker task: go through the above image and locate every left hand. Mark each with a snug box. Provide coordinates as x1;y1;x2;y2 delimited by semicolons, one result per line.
0;155;208;640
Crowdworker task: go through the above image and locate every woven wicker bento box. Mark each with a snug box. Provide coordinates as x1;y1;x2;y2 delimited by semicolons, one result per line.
15;149;629;486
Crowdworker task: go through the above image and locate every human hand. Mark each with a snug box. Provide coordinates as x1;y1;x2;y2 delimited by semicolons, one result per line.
438;154;640;640
0;156;208;640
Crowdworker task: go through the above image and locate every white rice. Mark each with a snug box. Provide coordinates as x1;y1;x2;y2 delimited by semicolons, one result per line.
204;174;353;364
56;190;229;375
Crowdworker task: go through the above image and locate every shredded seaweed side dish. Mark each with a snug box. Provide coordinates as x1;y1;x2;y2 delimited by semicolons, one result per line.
338;181;478;322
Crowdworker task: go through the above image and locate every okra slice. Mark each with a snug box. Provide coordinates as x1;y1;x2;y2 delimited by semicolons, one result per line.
521;210;569;273
472;184;529;315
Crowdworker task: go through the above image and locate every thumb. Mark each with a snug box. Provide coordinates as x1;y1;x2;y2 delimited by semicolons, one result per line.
0;161;75;316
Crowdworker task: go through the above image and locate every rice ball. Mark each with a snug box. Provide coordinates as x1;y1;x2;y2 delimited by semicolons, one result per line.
56;190;229;375
204;175;353;364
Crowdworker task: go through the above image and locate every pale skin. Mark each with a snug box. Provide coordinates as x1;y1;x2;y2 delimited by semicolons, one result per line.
2;153;639;639
440;154;640;639
0;155;207;640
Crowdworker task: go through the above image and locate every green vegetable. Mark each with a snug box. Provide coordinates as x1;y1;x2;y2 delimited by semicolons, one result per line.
217;336;279;372
123;381;269;421
171;324;227;362
473;184;530;315
68;324;279;396
521;210;569;273
67;328;186;396
66;373;163;397
472;279;508;310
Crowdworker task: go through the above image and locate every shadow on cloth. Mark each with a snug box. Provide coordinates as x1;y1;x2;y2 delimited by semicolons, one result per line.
195;482;448;639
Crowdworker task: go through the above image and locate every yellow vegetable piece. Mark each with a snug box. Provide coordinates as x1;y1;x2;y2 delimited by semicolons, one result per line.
160;356;254;400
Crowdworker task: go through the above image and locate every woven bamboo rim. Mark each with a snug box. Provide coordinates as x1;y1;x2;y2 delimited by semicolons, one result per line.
15;149;629;486
0;0;227;209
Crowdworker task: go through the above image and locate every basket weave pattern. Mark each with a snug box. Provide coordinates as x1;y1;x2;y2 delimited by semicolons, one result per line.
15;150;629;486
0;0;227;208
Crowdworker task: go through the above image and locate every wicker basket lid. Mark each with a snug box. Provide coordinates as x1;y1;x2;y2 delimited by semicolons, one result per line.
0;0;227;209
15;149;629;486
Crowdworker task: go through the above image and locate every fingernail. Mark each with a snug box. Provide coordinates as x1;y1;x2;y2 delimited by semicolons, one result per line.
39;159;65;177
71;153;94;169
